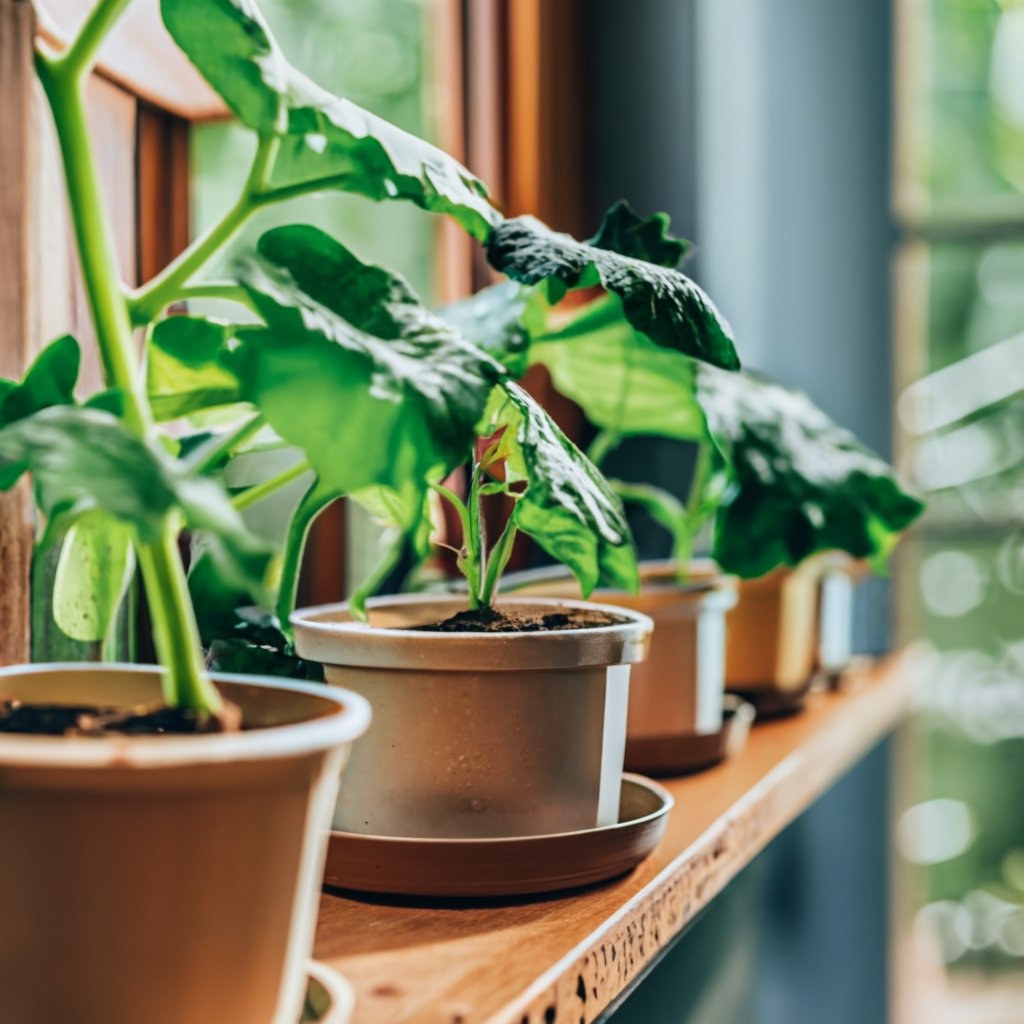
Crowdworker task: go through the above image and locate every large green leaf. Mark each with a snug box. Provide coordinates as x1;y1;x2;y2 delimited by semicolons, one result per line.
530;296;706;440
161;0;498;239
230;225;505;497
0;406;269;596
438;281;549;378
486;211;739;370
588;200;692;268
696;366;925;576
147;317;242;421
0;335;80;425
488;382;638;595
52;510;135;643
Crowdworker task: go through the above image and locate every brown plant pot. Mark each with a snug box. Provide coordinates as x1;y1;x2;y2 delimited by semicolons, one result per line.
508;562;738;745
0;663;370;1024
291;595;653;840
716;554;860;695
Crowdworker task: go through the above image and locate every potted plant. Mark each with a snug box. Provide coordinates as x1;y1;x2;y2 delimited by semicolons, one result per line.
1;1;404;1021
440;206;924;740
94;0;745;842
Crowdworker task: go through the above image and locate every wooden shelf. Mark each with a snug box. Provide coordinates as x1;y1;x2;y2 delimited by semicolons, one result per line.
314;656;914;1024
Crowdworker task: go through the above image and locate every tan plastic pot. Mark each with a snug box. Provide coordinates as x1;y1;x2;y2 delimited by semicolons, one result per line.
510;562;738;739
291;595;653;840
718;554;859;693
0;664;370;1024
720;562;823;693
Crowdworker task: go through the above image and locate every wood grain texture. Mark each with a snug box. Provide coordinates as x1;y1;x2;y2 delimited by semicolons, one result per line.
0;0;37;665
314;656;915;1024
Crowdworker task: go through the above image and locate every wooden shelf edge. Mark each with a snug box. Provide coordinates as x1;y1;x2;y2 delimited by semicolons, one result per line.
315;655;915;1024
498;659;914;1024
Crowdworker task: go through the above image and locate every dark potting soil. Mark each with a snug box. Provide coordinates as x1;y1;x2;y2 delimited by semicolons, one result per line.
0;699;243;737
410;605;630;633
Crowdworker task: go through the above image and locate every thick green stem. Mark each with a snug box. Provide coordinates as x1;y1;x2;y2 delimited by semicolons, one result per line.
232;459;311;512
56;0;131;78
37;53;218;712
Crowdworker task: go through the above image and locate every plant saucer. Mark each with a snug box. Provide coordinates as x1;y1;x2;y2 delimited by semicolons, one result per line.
323;774;673;899
624;694;756;776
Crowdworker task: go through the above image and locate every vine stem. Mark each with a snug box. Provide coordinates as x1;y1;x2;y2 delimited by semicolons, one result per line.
232;459;312;511
127;155;349;324
36;36;219;711
674;444;712;580
191;413;266;475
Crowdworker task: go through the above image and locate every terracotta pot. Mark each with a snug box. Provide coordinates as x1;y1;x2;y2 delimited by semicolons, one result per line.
0;664;370;1024
291;595;652;840
507;562;738;740
713;560;821;693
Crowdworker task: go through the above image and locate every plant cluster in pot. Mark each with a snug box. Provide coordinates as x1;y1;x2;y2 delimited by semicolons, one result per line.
440;212;925;748
42;1;743;859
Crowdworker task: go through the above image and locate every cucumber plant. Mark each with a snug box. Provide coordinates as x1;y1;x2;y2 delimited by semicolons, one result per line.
4;0;741;708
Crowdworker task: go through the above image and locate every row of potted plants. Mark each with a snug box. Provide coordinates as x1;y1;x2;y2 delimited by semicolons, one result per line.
0;0;923;1020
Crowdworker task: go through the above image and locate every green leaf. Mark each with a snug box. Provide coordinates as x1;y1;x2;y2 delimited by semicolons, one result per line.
147;317;243;421
488;382;638;595
438;281;548;378
161;0;498;239
530;296;706;440
52;510;135;643
696;366;925;576
0;335;80;426
230;225;504;497
0;406;269;597
588;200;692;268
486;212;740;370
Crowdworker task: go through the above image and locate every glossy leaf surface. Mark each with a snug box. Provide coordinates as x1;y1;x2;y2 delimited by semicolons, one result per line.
487;382;638;595
697;367;925;576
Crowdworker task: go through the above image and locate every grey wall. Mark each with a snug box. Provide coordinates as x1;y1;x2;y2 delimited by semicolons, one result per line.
586;0;895;653
585;3;896;1022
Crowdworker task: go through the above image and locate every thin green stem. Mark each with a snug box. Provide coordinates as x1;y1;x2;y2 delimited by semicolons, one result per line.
430;481;480;606
191;413;266;475
175;283;259;313
276;483;333;643
232;459;311;512
348;530;406;621
128;141;348;325
587;429;621;469
467;463;487;608
480;518;518;606
128;188;258;325
675;444;713;580
57;0;131;79
255;173;352;205
37;48;218;712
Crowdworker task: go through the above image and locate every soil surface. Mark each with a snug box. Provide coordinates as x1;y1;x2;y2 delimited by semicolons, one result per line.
410;606;630;633
0;699;243;737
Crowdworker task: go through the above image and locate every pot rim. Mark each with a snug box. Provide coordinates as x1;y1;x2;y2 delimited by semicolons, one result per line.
0;663;371;770
291;594;654;672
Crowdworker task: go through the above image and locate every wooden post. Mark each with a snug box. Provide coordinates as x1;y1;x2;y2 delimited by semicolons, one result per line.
0;0;36;665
